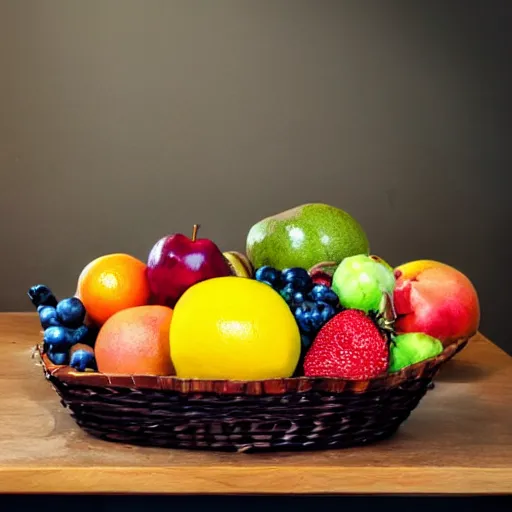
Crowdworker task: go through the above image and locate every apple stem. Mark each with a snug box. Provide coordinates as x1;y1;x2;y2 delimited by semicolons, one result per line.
192;224;200;242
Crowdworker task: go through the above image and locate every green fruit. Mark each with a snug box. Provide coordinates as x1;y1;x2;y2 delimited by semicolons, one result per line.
389;333;444;373
331;254;395;313
246;203;370;271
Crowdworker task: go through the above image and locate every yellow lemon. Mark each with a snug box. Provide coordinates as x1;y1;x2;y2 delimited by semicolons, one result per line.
169;276;301;380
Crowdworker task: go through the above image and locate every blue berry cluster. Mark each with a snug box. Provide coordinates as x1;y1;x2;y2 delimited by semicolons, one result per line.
28;284;96;371
254;266;340;350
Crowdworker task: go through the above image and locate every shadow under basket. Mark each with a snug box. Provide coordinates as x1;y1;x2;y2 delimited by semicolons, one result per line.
38;337;469;453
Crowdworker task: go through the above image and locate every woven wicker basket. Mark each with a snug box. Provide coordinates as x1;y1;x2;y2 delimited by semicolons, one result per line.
37;337;468;453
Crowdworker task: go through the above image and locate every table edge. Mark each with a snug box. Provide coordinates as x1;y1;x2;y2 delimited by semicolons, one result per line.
0;466;511;494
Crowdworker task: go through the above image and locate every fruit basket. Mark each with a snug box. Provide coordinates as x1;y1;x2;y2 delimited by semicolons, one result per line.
29;205;481;453
38;337;468;453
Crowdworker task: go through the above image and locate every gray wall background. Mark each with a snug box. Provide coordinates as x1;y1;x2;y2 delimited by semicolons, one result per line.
1;0;511;354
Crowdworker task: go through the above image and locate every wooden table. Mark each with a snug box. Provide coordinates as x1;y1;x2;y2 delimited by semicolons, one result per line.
0;313;511;495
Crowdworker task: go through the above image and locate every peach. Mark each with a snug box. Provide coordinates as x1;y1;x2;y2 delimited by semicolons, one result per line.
95;305;175;375
393;260;480;345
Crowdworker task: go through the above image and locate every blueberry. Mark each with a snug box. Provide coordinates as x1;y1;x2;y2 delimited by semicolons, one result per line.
316;301;337;324
69;345;95;372
294;301;318;334
44;326;76;349
48;350;68;365
27;284;58;308
280;286;306;307
56;297;86;327
294;300;337;335
72;325;96;345
254;266;282;288
291;291;306;307
279;283;296;304
309;306;322;331
309;284;339;306
38;305;60;329
281;268;312;292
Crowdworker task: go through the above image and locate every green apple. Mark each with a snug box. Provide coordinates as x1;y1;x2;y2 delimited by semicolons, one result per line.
331;254;395;313
389;332;444;373
246;203;370;271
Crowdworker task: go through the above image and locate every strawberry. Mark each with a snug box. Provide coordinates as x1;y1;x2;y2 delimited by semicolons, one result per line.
303;309;389;379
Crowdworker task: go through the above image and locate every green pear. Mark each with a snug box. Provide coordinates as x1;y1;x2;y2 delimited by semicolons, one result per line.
389;333;444;373
246;203;370;271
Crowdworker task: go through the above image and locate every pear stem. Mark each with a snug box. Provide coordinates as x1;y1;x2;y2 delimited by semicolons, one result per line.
192;224;200;242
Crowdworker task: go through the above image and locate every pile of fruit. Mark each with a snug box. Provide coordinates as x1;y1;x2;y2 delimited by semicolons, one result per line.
28;203;481;381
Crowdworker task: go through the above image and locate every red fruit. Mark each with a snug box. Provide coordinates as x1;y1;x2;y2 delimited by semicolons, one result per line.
308;261;337;288
311;274;333;287
393;260;480;346
304;309;389;380
147;224;232;308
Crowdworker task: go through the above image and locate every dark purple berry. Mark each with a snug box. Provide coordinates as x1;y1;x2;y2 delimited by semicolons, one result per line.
56;297;86;328
282;268;312;292
316;301;337;324
72;325;96;346
294;300;337;336
69;344;95;372
38;305;60;329
44;326;76;350
48;350;68;365
291;291;306;307
255;266;282;288
309;284;339;306
27;284;58;308
279;283;296;304
294;301;318;334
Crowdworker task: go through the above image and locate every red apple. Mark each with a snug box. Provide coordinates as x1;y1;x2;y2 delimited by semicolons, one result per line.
147;225;232;308
393;260;480;346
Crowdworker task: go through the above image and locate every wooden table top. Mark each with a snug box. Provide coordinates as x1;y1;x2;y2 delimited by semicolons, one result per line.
0;312;511;495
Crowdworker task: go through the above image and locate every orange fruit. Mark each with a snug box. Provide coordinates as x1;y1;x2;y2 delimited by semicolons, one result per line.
76;253;151;326
95;305;174;375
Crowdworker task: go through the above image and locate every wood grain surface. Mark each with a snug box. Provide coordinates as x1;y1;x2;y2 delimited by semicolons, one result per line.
0;313;511;495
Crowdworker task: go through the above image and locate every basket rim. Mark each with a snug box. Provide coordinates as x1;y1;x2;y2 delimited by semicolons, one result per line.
37;336;471;395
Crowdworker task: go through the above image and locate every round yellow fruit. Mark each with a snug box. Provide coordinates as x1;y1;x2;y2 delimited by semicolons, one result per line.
169;276;301;380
